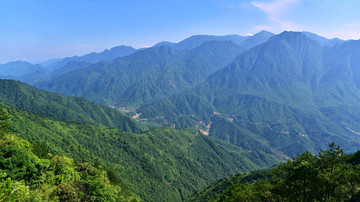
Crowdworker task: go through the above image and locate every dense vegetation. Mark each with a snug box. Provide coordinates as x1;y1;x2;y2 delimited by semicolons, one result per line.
36;40;247;109
117;40;245;107
0;79;146;133
188;143;360;201
0;108;141;201
0;98;278;201
1;31;358;201
30;31;360;161
36;46;187;105
137;31;360;158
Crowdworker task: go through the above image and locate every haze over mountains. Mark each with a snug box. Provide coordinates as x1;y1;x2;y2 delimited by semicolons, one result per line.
0;45;138;84
2;31;355;152
2;30;360;201
33;31;277;105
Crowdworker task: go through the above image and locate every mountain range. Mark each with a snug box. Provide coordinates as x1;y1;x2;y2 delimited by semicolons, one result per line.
138;31;359;156
1;30;359;201
34;31;279;106
0;45;138;84
29;31;359;158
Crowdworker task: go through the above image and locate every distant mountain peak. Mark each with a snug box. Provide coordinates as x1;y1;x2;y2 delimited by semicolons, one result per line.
0;61;35;77
109;45;135;50
170;34;247;50
240;30;275;49
2;60;33;66
273;31;312;42
278;30;303;36
255;30;274;36
153;41;176;48
267;31;322;53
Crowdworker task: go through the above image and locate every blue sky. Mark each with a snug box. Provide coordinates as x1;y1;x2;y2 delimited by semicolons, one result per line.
1;0;360;63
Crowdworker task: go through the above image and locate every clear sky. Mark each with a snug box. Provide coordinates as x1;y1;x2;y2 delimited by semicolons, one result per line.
1;0;360;63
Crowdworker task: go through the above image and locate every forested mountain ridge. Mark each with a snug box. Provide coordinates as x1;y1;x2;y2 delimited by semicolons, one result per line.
0;79;146;133
36;46;186;104
49;61;92;78
29;31;360;159
0;83;279;201
187;143;360;201
1;30;342;87
137;31;360;158
36;40;245;107
116;40;245;107
0;108;142;201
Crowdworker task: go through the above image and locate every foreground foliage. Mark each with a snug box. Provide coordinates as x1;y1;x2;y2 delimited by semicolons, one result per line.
0;108;141;201
188;143;360;201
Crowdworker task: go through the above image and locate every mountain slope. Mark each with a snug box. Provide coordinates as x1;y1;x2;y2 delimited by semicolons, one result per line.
1;100;278;201
137;31;360;157
0;79;146;133
117;41;245;107
26;31;360;159
187;144;360;201
36;41;244;107
35;31;277;107
36;46;186;105
49;61;92;78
